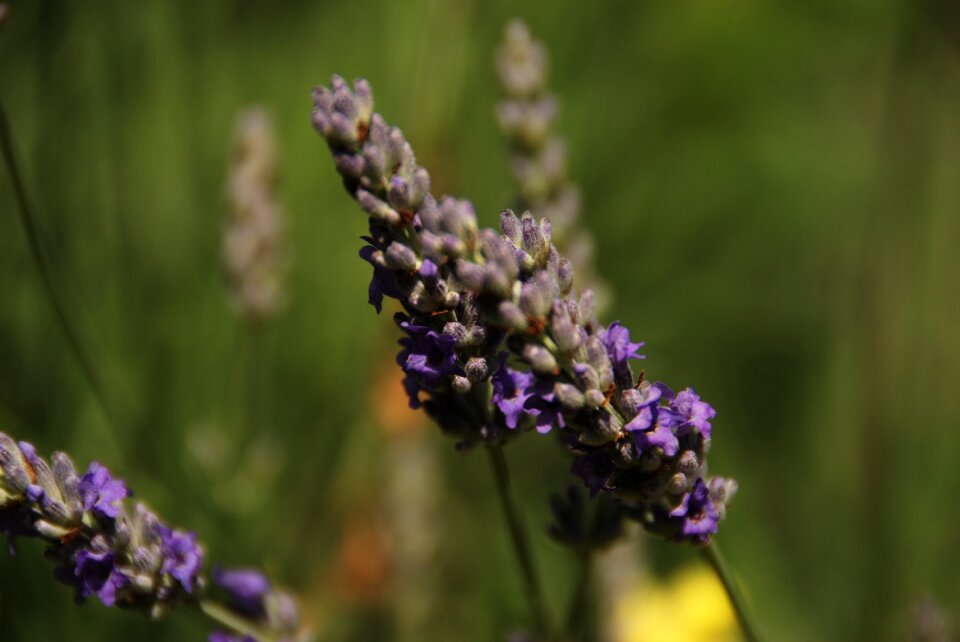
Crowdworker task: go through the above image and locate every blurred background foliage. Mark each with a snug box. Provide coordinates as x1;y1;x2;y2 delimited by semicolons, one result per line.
1;0;960;640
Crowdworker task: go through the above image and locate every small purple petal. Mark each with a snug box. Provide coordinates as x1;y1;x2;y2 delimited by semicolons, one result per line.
491;354;535;430
600;322;644;388
78;462;129;520
633;422;679;457
159;526;203;593
669;478;719;542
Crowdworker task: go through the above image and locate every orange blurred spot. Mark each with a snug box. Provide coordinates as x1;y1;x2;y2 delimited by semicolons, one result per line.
371;357;427;438
330;511;391;606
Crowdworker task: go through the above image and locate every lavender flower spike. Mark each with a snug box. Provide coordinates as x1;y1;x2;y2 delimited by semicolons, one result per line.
311;75;736;543
0;432;306;641
224;107;287;324
495;19;611;314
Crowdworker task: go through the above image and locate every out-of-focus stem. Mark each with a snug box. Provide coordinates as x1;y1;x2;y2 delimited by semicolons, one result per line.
702;541;762;642
486;445;550;637
564;552;594;642
198;598;275;642
0;100;125;464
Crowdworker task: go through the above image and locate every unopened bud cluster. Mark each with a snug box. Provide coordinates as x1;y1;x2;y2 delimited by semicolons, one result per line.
224;108;287;324
495;20;609;314
312;76;735;543
0;432;302;640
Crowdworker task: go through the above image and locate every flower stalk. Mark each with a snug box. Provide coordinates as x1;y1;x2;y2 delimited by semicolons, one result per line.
487;445;550;636
702;541;762;642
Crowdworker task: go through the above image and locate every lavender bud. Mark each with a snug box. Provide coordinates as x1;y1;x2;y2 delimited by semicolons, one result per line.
131;574;156;593
519;277;553;319
360;144;387;179
442;290;461;309
596;409;623;438
418;194;442;230
385;242;418;272
465;357;489;382
388;175;413;210
555;383;585;409
438;197;478;239
557;257;574;294
443;322;469;347
51;452;81;507
550;301;582;353
584;389;605;409
578;289;597;329
34;519;72;539
357;189;401;226
409;167;431;207
454;260;486;291
419;231;444;259
0;436;30;494
500;210;522;244
522;344;558;374
708;477;738;504
480;230;520;283
20;443;61;503
586;336;614;389
497;301;529;331
677;451;700;477
574;362;600;391
451;376;472;394
133;546;161;574
668;473;689;495
440;233;467;258
520;213;548;264
618;388;642;418
483;263;514;299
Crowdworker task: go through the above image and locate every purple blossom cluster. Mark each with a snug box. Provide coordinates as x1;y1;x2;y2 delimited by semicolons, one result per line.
0;434;201;613
312;76;736;543
0;433;303;640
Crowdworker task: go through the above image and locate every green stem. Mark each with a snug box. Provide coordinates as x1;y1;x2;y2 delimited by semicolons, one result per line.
198;599;275;642
486;445;550;637
702;541;762;642
0;99;126;463
563;552;593;642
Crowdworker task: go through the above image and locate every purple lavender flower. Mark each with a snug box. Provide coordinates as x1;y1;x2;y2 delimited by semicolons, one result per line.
360;242;403;312
491;355;535;429
633;422;679;457
74;549;128;606
397;317;463;408
662;388;716;439
669;478;720;542
525;379;566;434
214;567;271;616
312;75;737;545
159;526;203;593
600;322;644;388
77;462;129;520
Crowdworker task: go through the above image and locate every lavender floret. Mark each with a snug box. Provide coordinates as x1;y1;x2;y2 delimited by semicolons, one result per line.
78;461;129;520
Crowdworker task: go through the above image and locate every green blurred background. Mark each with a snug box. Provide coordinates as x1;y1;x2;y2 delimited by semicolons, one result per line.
2;0;960;640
